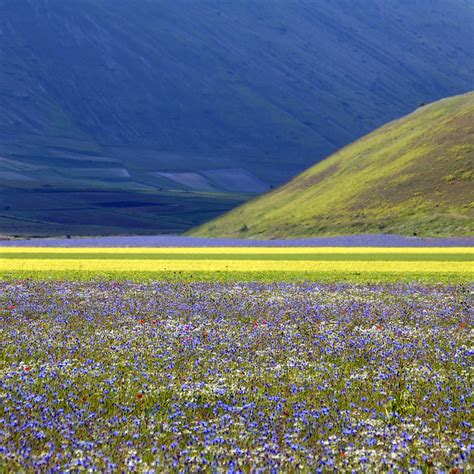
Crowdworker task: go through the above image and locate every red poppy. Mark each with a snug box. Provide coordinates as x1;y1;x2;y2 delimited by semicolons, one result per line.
376;324;383;331
8;305;14;310
136;393;143;399
459;322;466;329
138;319;145;324
23;367;31;371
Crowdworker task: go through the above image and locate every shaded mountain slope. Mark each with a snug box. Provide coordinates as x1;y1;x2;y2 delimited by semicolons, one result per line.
1;0;474;183
191;93;474;238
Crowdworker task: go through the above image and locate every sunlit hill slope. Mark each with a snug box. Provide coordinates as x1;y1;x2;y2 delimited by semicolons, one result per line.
191;93;474;238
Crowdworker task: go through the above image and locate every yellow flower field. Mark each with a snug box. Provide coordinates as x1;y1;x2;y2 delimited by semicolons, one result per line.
2;258;473;273
0;247;472;275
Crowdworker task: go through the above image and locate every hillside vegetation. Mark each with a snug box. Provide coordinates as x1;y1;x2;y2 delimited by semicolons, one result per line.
191;93;474;238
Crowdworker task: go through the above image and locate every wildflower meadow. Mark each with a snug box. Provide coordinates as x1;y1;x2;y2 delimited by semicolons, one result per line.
1;280;472;471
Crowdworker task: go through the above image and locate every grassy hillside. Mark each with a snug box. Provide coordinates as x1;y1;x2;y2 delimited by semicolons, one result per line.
191;93;474;238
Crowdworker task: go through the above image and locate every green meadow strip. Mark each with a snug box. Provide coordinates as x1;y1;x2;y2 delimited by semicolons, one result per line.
0;270;471;284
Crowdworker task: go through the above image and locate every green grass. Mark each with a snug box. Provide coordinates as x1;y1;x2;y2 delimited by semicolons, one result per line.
191;92;474;238
0;270;470;284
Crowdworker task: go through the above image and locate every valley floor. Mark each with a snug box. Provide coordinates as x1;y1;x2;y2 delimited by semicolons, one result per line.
1;241;471;471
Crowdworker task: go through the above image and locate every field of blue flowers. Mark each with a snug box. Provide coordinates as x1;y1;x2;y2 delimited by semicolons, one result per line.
1;280;472;471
